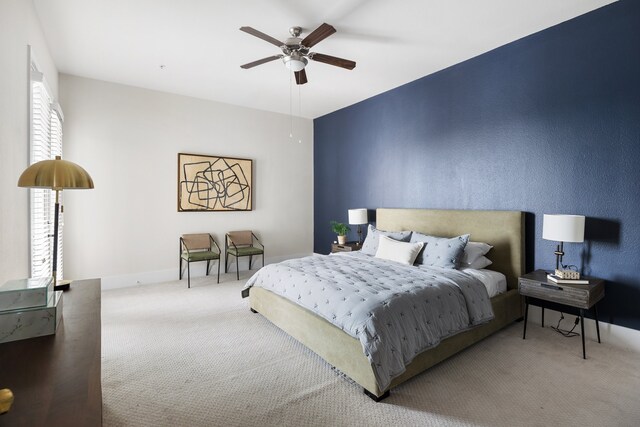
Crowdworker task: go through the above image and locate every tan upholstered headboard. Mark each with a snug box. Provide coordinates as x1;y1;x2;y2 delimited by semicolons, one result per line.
376;208;525;289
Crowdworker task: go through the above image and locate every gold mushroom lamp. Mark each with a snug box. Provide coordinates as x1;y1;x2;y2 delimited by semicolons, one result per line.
0;388;14;414
18;155;94;291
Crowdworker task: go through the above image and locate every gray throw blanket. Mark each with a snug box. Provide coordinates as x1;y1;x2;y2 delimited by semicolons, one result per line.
243;252;493;391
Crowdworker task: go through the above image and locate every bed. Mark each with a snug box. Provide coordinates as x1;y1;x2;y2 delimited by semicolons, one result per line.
245;208;524;400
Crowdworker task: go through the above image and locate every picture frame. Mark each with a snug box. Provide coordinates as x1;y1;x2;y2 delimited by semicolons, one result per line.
177;153;253;212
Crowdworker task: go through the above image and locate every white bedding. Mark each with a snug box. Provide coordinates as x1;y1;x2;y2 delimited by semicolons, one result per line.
414;265;507;298
461;268;507;298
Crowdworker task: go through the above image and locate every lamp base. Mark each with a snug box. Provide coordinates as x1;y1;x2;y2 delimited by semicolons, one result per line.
54;280;71;292
554;242;565;270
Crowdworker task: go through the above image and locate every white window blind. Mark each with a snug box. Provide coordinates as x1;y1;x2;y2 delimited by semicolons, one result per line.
30;64;64;280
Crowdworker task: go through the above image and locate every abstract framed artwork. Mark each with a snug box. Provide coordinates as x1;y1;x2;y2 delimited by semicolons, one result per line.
178;153;252;212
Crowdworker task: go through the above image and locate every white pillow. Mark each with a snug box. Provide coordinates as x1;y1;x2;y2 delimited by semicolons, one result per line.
375;235;424;265
460;242;493;268
468;255;492;269
361;225;412;256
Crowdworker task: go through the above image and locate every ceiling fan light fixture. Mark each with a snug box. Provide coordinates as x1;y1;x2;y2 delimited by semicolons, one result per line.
240;24;355;84
283;54;307;72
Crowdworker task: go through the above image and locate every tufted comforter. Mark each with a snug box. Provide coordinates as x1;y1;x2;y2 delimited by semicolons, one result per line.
242;252;494;390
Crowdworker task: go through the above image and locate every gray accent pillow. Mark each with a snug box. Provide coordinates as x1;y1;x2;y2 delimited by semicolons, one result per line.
410;232;470;268
360;225;412;256
460;241;493;269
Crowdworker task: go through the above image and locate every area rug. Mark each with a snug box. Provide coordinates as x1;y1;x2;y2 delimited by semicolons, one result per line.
102;274;640;426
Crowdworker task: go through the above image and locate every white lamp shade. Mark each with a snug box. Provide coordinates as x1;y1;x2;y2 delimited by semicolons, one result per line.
542;214;585;243
348;208;368;225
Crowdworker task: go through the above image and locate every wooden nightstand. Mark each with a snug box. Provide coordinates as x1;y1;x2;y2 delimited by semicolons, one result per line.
519;269;605;359
331;241;361;253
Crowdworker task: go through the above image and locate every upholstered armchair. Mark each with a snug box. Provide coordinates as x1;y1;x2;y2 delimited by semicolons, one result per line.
180;234;221;288
225;231;264;280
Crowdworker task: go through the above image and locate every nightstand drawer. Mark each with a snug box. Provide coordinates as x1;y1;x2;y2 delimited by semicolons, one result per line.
518;273;604;309
331;242;360;253
519;280;589;308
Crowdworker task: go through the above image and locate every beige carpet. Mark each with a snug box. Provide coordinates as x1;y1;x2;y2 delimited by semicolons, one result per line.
102;274;640;427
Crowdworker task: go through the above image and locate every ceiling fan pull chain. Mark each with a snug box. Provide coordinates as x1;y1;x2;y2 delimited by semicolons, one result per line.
289;70;294;139
298;84;302;143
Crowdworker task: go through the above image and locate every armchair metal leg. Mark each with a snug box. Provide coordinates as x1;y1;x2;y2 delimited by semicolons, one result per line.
179;258;183;280
206;260;210;276
236;256;239;280
262;253;264;269
187;262;191;288
225;252;228;273
249;255;253;270
217;258;220;284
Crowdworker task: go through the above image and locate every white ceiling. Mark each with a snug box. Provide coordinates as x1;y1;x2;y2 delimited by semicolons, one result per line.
34;0;616;119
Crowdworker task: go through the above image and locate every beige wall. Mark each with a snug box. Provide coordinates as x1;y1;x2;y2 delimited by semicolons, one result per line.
59;74;313;288
0;0;58;285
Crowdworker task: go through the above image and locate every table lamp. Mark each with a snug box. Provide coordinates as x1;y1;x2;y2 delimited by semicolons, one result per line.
542;214;585;270
348;208;368;245
18;156;94;291
0;388;13;414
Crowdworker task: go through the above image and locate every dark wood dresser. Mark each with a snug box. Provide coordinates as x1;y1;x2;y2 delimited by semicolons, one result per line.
0;279;102;426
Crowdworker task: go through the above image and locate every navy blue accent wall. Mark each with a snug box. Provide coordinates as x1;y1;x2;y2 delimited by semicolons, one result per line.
314;1;640;330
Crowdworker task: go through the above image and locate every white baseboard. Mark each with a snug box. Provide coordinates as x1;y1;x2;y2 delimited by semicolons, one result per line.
265;253;311;264
101;269;178;290
526;306;640;353
100;253;312;291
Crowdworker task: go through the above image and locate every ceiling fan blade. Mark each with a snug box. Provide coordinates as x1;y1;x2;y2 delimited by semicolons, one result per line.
301;23;336;48
240;55;282;69
310;53;356;70
240;26;283;47
295;69;308;85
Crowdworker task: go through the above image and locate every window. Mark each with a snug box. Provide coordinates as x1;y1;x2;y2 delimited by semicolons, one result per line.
30;58;64;280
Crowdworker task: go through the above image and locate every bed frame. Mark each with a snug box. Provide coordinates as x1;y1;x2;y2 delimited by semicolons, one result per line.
249;208;525;400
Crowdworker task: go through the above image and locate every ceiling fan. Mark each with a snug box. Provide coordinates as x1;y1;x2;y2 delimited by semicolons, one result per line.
239;23;356;85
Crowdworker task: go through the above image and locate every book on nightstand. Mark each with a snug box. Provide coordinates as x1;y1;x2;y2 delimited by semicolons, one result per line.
547;274;589;285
